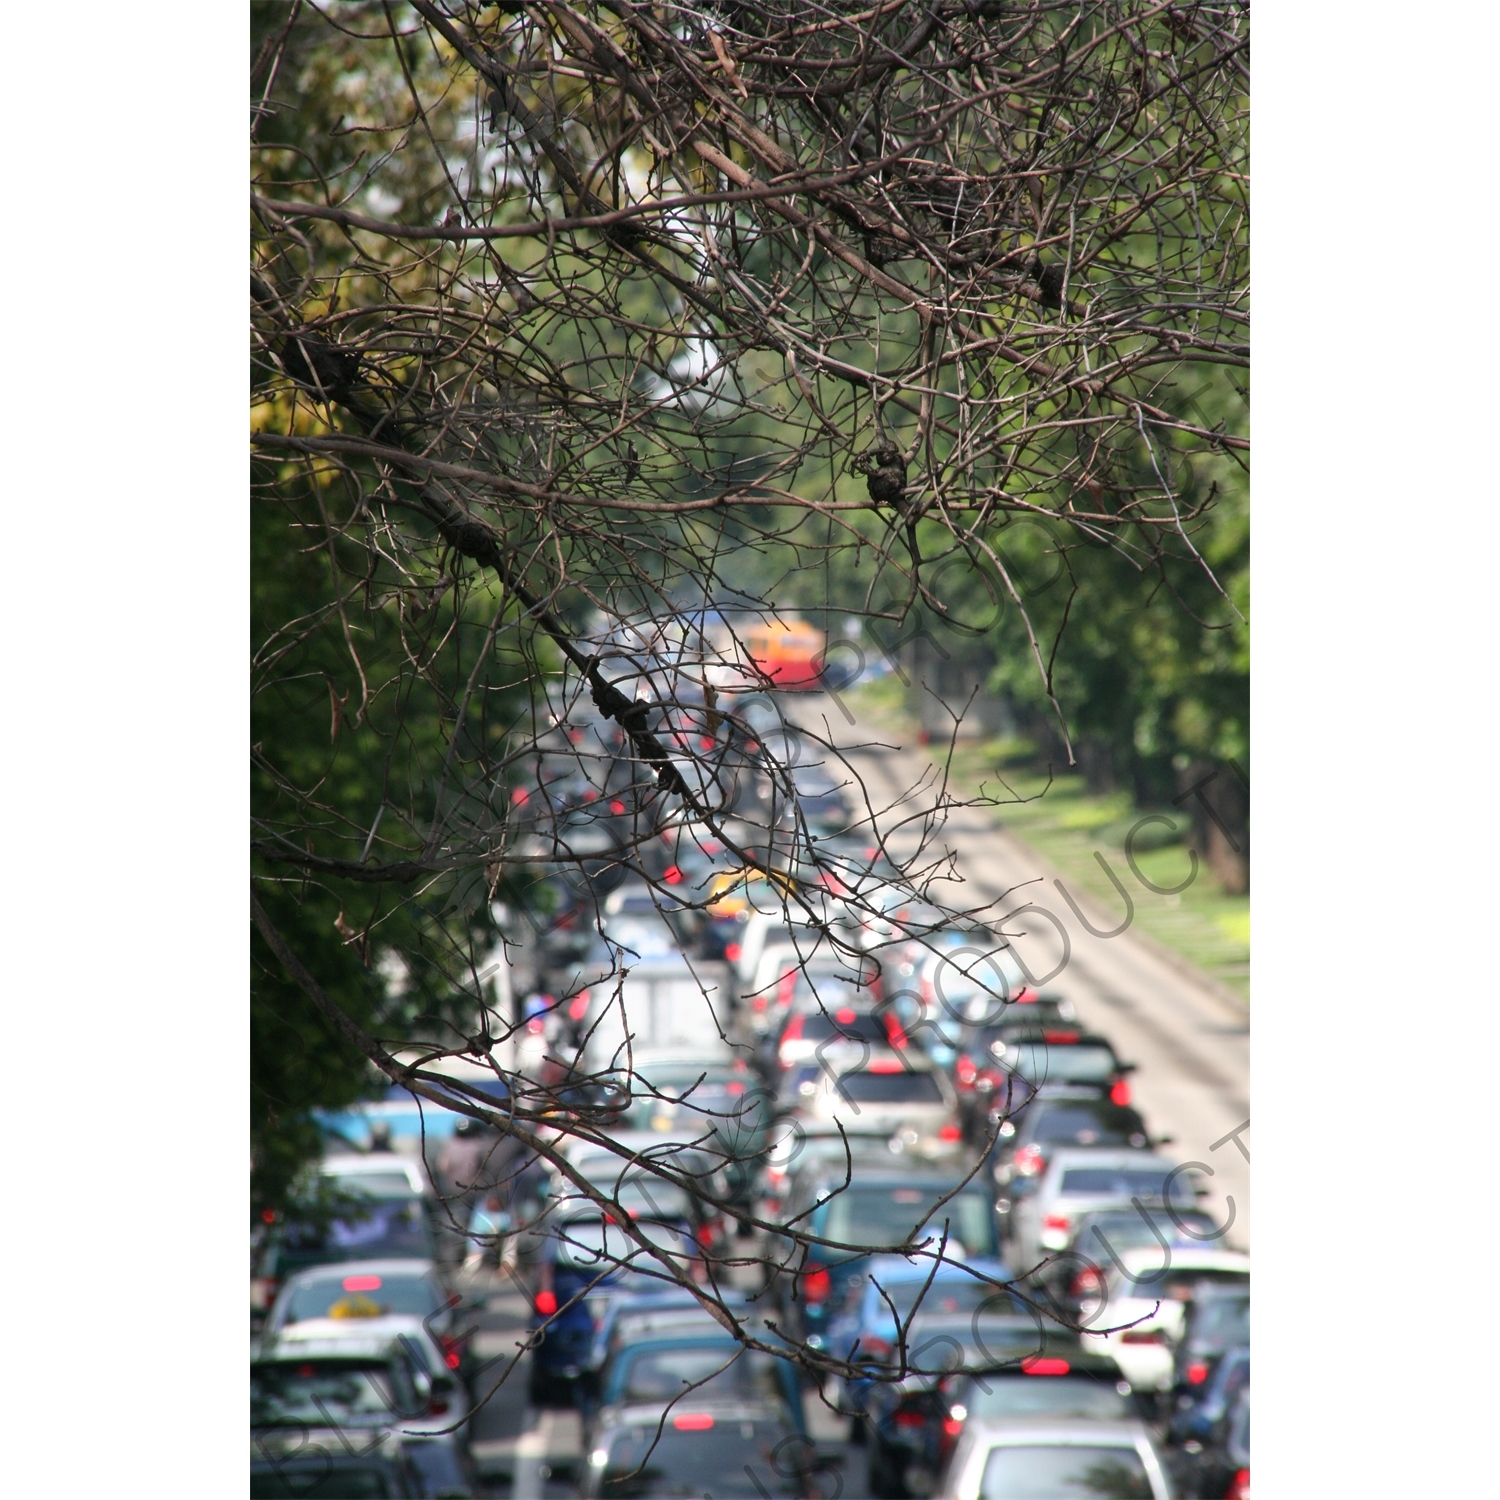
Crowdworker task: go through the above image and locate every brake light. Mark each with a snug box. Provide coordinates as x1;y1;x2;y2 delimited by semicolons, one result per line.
956;1055;977;1090
534;1290;558;1316
1042;1030;1079;1043
673;1413;714;1430
727;1080;745;1095
1043;1213;1071;1234
1014;1144;1045;1178
609;799;626;815
885;1016;907;1048
835;1007;857;1025
1120;1327;1165;1344
1015;988;1039;1004
511;786;529;805
297;1364;316;1378
1069;1267;1102;1297
1110;1077;1132;1107
342;1274;382;1292
894;1409;926;1430
1022;1356;1071;1375
777;970;798;1006
700;736;716;750
941;1417;964;1438
1186;1361;1209;1385
430;1396;450;1415
753;994;768;1011
939;1124;962;1141
696;1223;715;1247
1226;1469;1250;1500
868;1056;904;1073
583;787;598;802
725;943;741;962
443;1349;461;1371
261;1207;277;1224
569;991;590;1021
801;1267;832;1303
664;866;683;884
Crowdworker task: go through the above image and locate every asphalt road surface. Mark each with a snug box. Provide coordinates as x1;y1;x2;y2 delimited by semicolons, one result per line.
461;692;1249;1498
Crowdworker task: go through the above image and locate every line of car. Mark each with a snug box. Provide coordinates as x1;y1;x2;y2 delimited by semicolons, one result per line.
250;686;1248;1499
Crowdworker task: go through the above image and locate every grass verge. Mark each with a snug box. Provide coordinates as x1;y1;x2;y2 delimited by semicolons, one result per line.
845;677;1249;1005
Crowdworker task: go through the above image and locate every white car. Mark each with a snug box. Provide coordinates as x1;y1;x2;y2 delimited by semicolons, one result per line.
261;1314;474;1494
936;1417;1175;1500
1006;1148;1202;1274
793;1043;964;1162
1079;1246;1251;1392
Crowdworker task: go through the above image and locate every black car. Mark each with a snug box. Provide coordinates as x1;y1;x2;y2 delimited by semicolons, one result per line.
989;1095;1151;1187
1171;1281;1250;1397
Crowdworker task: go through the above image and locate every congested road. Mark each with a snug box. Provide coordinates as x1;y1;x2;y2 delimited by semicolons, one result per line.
450;694;1250;1498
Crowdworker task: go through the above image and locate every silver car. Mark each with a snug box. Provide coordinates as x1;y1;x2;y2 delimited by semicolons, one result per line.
1007;1148;1201;1275
936;1416;1174;1500
793;1042;964;1163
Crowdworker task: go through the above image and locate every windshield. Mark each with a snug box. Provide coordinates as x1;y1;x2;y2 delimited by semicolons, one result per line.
1191;1292;1250;1348
282;1271;437;1325
620;1346;783;1405
964;1374;1131;1423
252;1465;399;1499
796;1013;891;1046
834;1070;944;1105
1003;1044;1117;1084
1076;1210;1217;1253
325;1171;418;1199
555;1217;689;1270
1057;1167;1192;1204
879;1277;1023;1321
978;1444;1152;1499
252;1361;409;1427
1031;1106;1139;1144
596;1421;802;1498
821;1186;996;1255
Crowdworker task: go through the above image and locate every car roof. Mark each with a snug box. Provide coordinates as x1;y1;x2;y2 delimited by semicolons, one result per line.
1046;1148;1176;1171
600;1398;791;1430
282;1259;438;1284
1116;1246;1250;1274
962;1417;1154;1445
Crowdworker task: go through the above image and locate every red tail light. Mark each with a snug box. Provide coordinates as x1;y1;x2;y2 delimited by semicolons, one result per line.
583;787;598;802
699;736;716;750
568;991;590;1021
1042;1029;1080;1043
868;1056;904;1073
534;1290;558;1316
782;1014;805;1043
1022;1356;1071;1375
1043;1213;1071;1234
941;1417;964;1438
261;1207;277;1224
1110;1077;1132;1106
939;1124;962;1141
1069;1267;1103;1297
1186;1361;1209;1385
835;1007;856;1025
1015;988;1039;1004
725;943;742;962
343;1274;382;1292
673;1413;715;1430
510;786;530;806
894;1409;926;1430
1226;1468;1250;1500
1015;1145;1046;1177
777;970;798;1006
609;799;626;815
955;1055;977;1090
664;866;683;884
801;1266;831;1303
753;994;768;1011
885;1016;907;1049
1120;1327;1165;1345
696;1223;715;1247
860;1337;893;1361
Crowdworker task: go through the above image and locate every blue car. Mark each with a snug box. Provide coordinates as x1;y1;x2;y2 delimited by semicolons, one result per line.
529;1215;700;1405
824;1254;1018;1415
